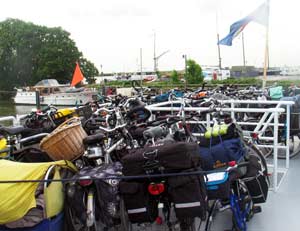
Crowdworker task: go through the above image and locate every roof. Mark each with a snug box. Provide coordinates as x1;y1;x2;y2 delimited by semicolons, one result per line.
34;79;62;87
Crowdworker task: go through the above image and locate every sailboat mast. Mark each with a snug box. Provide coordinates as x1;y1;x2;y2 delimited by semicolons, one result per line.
216;12;222;69
153;31;157;72
140;48;143;86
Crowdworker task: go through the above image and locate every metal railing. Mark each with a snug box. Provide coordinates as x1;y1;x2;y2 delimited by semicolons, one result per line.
146;99;294;192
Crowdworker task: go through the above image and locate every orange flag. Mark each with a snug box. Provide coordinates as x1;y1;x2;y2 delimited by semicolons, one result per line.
71;62;84;87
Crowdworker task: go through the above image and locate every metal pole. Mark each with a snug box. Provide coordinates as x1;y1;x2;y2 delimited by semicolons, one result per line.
217;33;222;69
216;12;222;69
286;105;290;168
140;48;143;86
153;31;156;73
262;0;270;89
242;32;246;67
183;55;187;90
35;91;40;110
273;111;278;192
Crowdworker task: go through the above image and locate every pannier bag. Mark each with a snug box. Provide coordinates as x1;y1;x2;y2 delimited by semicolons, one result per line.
0;160;76;228
64;162;122;229
269;86;283;100
280;95;300;136
205;171;238;200
122;142;201;176
243;155;269;203
199;138;245;170
120;182;158;223
168;175;207;220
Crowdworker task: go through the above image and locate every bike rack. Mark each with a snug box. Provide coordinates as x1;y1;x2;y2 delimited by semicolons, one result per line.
146;99;294;192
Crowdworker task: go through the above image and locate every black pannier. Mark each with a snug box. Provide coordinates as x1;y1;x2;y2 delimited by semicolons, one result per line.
243;155;269;203
280;95;300;136
168;174;207;220
64;162;122;230
119;182;158;223
122;142;201;176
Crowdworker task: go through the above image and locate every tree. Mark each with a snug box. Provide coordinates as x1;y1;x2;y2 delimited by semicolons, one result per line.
0;18;99;90
79;58;99;84
170;70;180;83
186;59;203;84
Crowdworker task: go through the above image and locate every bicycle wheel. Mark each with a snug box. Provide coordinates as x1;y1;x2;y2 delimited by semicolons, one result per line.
258;125;300;159
277;134;300;159
204;200;219;231
119;197;132;231
244;142;268;175
230;180;254;231
179;218;196;231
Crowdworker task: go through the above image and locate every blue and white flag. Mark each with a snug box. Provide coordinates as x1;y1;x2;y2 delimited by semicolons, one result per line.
219;2;269;46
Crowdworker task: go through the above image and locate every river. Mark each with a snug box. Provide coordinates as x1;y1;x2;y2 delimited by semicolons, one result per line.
0;100;40;117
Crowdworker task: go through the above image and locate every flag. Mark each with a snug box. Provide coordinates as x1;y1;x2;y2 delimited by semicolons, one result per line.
71;62;84;87
218;2;269;46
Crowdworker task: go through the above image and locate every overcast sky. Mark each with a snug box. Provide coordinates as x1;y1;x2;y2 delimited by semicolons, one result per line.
0;0;298;73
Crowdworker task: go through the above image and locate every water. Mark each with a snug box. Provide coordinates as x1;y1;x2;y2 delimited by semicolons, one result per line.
0;100;36;117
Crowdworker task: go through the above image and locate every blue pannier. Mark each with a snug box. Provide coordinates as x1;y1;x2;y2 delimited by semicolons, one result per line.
0;212;64;231
199;138;245;170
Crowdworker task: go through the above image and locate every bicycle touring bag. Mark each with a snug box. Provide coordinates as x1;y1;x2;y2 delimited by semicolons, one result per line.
199;138;245;170
122;142;201;176
243;155;269;203
168;174;207;221
120;182;158;223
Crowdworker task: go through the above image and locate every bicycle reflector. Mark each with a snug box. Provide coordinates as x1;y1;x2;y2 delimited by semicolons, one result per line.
79;178;93;187
148;182;165;195
251;132;259;139
228;161;236;167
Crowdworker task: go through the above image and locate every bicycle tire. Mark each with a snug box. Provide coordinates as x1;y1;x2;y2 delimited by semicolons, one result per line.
231;180;254;231
179;217;196;231
119;197;132;231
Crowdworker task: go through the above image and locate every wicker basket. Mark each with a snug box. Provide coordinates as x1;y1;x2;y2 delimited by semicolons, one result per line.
40;117;87;161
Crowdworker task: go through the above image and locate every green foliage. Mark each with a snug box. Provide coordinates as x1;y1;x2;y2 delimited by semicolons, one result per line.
170;70;180;83
79;58;99;84
0;18;99;90
186;59;203;84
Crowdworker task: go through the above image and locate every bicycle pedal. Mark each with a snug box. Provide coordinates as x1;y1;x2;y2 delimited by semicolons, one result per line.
253;205;262;214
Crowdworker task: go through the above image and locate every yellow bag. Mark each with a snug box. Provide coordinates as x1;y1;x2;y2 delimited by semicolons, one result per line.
0;138;7;158
0;160;76;224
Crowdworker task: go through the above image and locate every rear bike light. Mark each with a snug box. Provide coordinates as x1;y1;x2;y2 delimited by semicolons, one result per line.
148;183;165;195
228;161;236;167
79;178;93;187
251;132;259;139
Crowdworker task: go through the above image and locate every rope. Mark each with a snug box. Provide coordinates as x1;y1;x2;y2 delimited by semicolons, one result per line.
0;168;229;184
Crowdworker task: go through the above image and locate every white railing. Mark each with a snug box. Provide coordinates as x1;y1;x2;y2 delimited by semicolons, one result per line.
146;99;294;192
0;114;27;126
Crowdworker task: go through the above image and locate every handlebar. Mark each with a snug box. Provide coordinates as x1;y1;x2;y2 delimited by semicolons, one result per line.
98;123;127;133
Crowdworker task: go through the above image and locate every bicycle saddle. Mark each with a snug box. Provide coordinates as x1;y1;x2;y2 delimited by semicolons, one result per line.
83;132;106;145
0;126;27;136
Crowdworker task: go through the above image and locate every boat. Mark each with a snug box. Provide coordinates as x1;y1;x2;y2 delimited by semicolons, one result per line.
14;79;98;106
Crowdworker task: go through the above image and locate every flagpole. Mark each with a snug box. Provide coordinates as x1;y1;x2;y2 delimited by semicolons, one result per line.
262;0;270;89
242;32;246;67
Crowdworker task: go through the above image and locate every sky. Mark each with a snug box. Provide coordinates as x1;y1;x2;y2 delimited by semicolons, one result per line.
0;0;299;73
